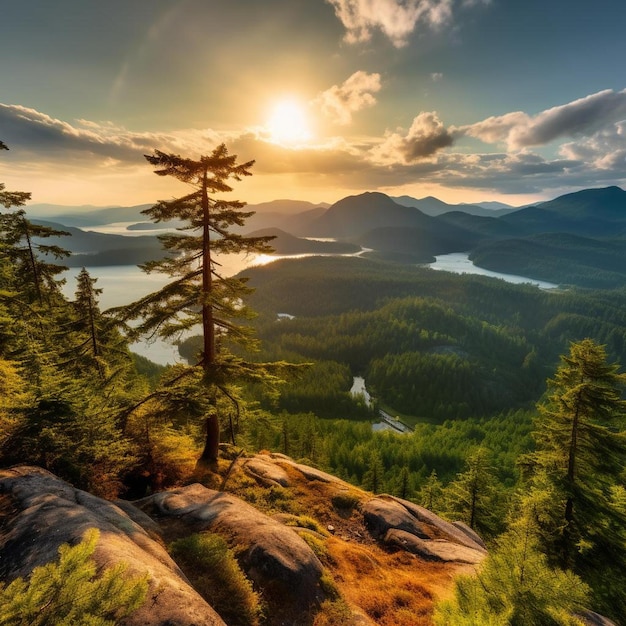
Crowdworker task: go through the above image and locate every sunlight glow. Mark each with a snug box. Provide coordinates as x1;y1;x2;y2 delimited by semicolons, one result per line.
266;99;312;146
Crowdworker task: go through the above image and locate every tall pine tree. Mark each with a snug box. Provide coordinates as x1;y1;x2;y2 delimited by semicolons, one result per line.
117;144;280;466
526;338;626;617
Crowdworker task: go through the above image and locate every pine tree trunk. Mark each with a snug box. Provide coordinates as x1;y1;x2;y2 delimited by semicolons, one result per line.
198;414;220;465
198;168;219;466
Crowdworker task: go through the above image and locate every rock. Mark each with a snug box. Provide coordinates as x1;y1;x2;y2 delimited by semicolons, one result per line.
452;520;488;550
386;495;487;552
384;529;486;564
273;456;345;484
362;497;430;540
0;466;226;626
243;454;291;487
138;483;325;611
362;495;487;564
577;611;619;626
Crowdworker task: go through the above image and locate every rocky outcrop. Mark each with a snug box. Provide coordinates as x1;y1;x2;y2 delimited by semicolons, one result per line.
362;494;487;564
0;466;226;626
137;483;325;611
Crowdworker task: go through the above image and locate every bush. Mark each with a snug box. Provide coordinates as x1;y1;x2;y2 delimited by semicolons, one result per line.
0;528;148;626
169;532;263;626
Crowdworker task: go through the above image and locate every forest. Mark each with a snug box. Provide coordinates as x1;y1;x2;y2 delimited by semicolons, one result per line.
1;141;625;624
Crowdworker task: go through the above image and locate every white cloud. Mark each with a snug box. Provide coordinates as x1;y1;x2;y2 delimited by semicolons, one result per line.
326;0;454;47
316;71;382;125
559;121;626;171
462;89;626;150
371;111;454;163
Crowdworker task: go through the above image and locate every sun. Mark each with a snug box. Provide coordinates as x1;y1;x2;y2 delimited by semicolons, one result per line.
266;99;312;146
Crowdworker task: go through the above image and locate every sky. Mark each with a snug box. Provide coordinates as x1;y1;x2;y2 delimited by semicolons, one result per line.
2;0;626;208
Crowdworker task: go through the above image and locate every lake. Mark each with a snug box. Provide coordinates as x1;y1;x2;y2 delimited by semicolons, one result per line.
428;252;558;289
60;249;557;365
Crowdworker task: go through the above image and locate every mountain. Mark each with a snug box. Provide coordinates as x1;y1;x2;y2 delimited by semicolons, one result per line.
32;219;164;267
466;200;515;211
393;195;516;217
246;199;330;214
306;192;434;238
500;186;626;236
436;211;520;239
241;206;327;235
27;203;152;227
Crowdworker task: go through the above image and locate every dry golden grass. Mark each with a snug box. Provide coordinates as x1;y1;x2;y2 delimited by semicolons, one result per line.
213;454;477;626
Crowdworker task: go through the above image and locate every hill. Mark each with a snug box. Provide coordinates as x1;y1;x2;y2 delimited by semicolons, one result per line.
393;195;516;217
500;186;626;236
27;203;152;227
32;219;164;267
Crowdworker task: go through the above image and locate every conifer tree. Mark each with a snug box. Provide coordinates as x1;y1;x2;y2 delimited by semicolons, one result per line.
0;528;148;625
117;144;279;466
0;141;70;308
525;338;626;616
444;447;504;537
417;468;444;511
433;492;590;626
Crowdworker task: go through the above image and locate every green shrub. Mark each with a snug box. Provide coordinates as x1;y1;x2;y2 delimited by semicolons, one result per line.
0;528;148;626
169;532;263;626
331;492;361;511
313;598;354;626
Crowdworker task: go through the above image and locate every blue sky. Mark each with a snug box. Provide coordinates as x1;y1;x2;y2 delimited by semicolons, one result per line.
2;0;626;207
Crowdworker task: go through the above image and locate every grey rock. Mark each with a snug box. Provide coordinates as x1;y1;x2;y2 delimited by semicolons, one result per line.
244;455;291;487
362;494;487;564
0;466;226;626
452;520;488;550
577;611;620;626
384;529;486;564
138;483;324;609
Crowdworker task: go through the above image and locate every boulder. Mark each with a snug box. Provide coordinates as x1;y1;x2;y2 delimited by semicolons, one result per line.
0;466;226;626
138;483;325;610
243;454;291;487
452;520;488;550
362;494;487;563
384;529;486;564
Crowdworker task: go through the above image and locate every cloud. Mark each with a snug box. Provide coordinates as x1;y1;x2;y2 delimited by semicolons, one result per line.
316;71;382;125
559;121;626;171
462;89;626;150
326;0;454;47
2;99;626;206
371;111;454;163
430;72;443;82
0;103;226;166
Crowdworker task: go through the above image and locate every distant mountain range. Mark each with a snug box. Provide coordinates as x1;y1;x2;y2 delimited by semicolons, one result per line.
24;186;626;288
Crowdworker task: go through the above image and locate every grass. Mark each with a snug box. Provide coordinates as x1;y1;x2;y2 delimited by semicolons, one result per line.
169;532;263;626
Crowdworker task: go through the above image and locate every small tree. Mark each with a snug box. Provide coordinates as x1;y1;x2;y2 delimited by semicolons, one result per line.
433;524;589;626
417;469;444;512
0;528;148;625
444;447;504;537
117;145;281;467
